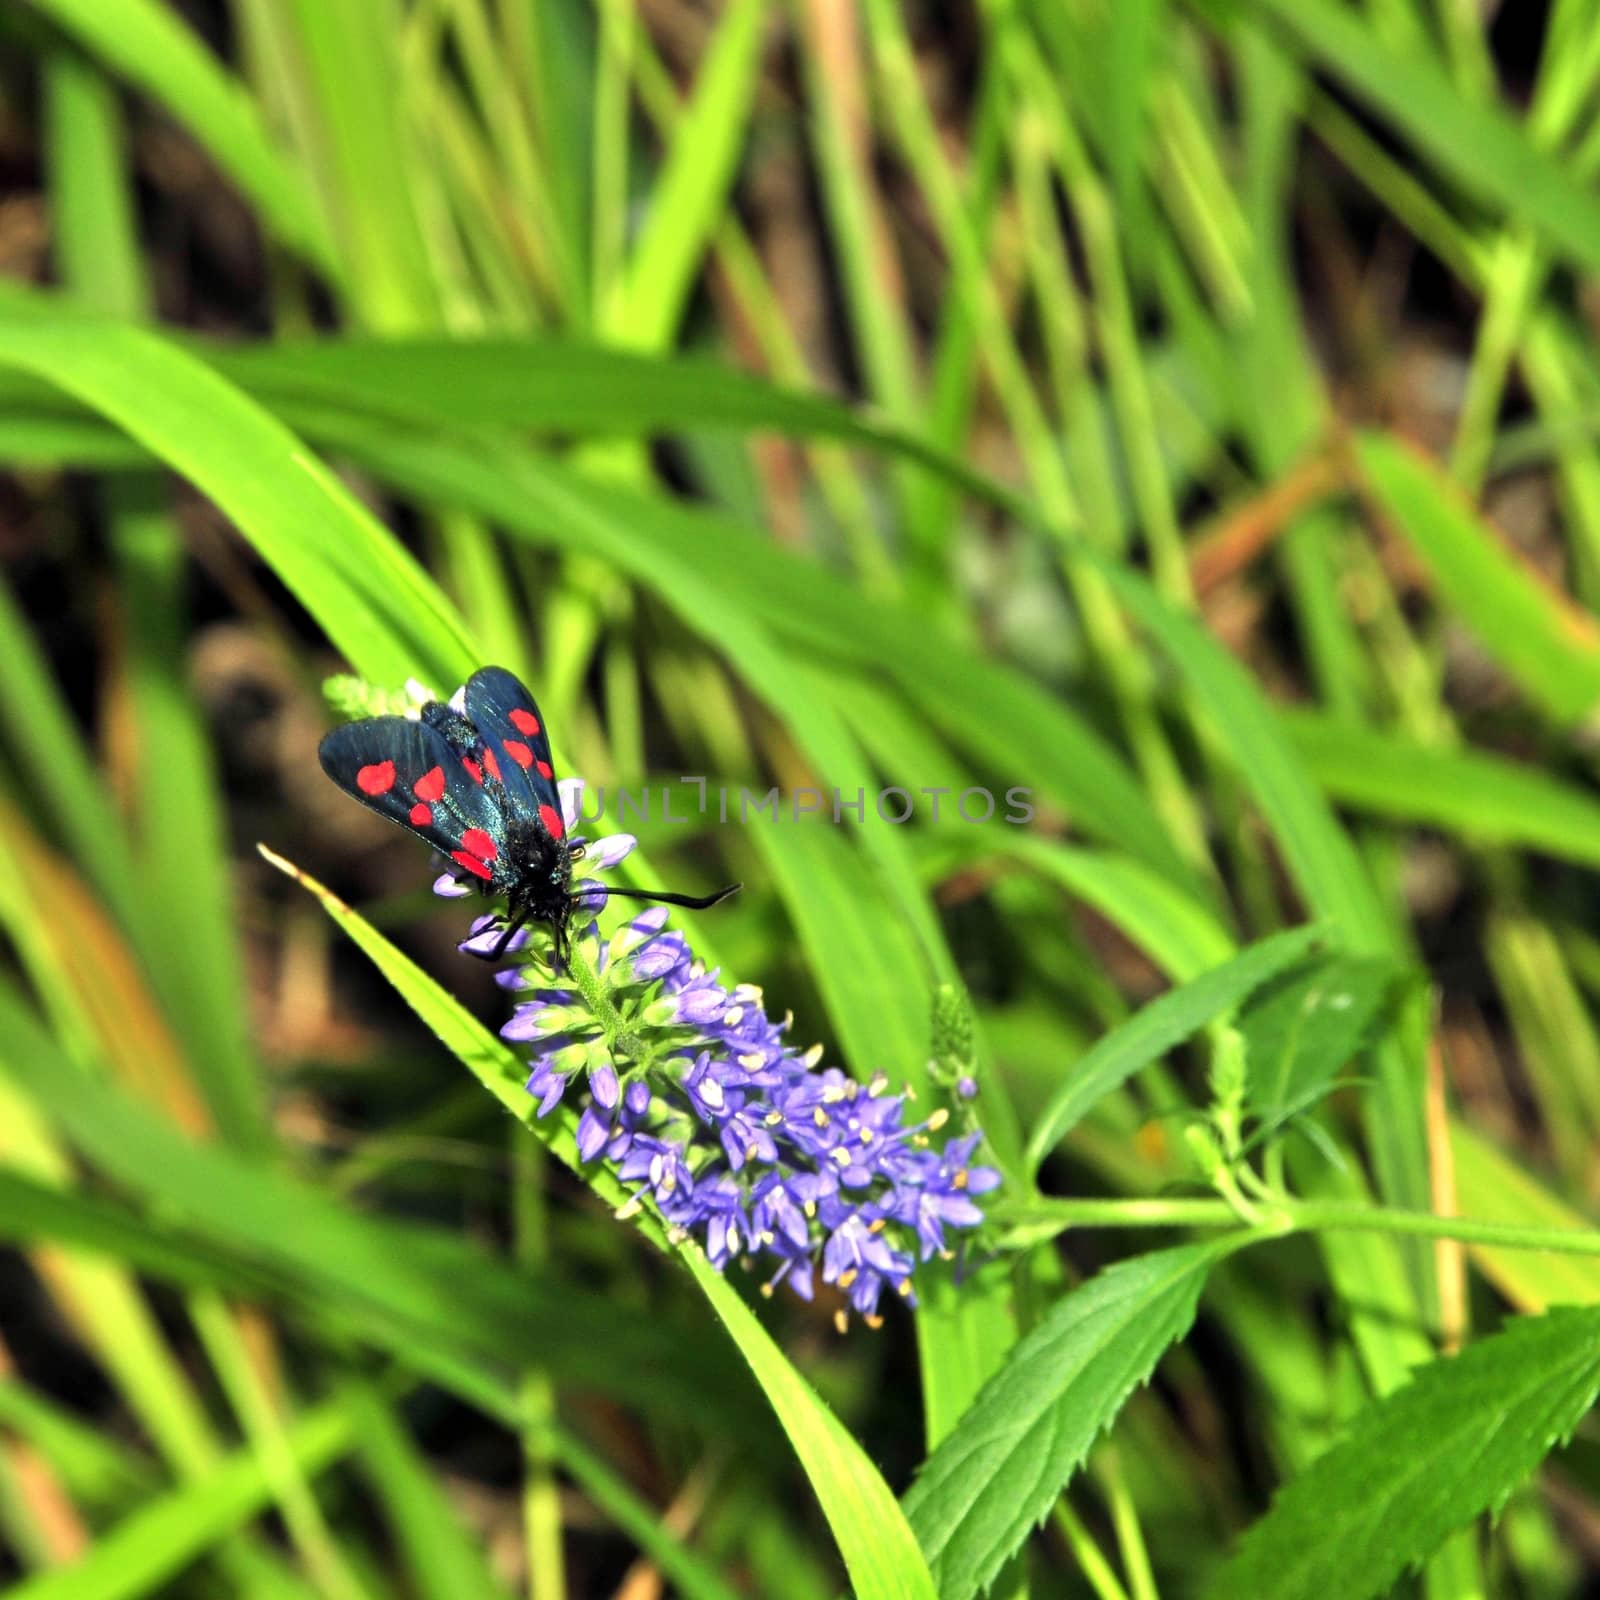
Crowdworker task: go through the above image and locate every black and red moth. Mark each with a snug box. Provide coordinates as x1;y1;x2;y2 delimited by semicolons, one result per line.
319;666;737;962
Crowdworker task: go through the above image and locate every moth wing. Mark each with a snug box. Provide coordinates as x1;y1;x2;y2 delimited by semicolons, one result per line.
462;666;566;836
317;717;510;885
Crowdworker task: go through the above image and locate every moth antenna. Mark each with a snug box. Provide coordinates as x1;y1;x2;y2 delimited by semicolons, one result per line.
571;883;741;911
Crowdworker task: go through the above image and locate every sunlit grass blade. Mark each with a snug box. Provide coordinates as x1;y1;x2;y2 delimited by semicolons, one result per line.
1281;709;1600;866
1;1397;354;1600
607;0;765;349
684;1253;939;1600
21;0;336;275
0;305;476;689
0;971;739;1434
1231;0;1600;277
1353;431;1600;727
1448;1125;1600;1310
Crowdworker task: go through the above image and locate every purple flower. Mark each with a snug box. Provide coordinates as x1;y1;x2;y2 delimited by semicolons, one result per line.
425;739;1003;1325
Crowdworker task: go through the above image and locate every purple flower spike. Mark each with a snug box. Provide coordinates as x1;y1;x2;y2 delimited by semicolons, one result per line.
433;872;472;899
412;737;1007;1322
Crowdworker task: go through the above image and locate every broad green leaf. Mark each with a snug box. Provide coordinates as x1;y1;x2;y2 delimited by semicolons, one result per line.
1282;708;1600;867
904;1238;1249;1600
686;1254;939;1600
20;0;336;274
1206;1305;1600;1600
266;850;935;1600
1354;432;1600;726
0;312;475;691
1026;924;1324;1172
1241;953;1410;1133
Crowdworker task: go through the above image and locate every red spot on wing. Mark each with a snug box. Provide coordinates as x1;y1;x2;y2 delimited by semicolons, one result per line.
538;803;565;840
451;850;493;880
460;827;498;862
463;757;483;784
409;802;433;826
482;747;502;782
510;708;540;736
414;765;446;802
536;760;553;780
357;760;396;796
503;739;534;768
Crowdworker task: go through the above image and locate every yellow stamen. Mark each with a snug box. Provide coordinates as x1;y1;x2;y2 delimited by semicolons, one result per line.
834;1309;849;1335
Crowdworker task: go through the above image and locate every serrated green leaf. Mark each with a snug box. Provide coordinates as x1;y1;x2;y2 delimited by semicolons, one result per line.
1242;953;1410;1133
1207;1305;1600;1600
1025;924;1324;1172
903;1238;1248;1600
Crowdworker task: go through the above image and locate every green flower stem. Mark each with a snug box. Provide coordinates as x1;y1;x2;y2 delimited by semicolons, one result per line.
561;940;645;1064
1003;1197;1600;1257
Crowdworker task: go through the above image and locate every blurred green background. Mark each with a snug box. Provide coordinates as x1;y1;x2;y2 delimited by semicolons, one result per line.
1;0;1600;1594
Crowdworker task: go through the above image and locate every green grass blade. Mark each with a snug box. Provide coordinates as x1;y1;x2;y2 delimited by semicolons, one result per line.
46;44;265;1152
0;974;737;1433
276;0;440;329
2;1399;354;1600
1282;709;1600;867
0;307;476;689
303;424;1193;889
1353;431;1600;727
1448;1125;1600;1310
342;1383;513;1600
751;821;930;1083
684;1252;938;1600
21;0;336;275
607;0;765;348
1233;0;1600;278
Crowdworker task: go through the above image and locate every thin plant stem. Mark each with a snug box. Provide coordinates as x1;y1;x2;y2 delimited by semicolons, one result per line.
1005;1195;1600;1257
